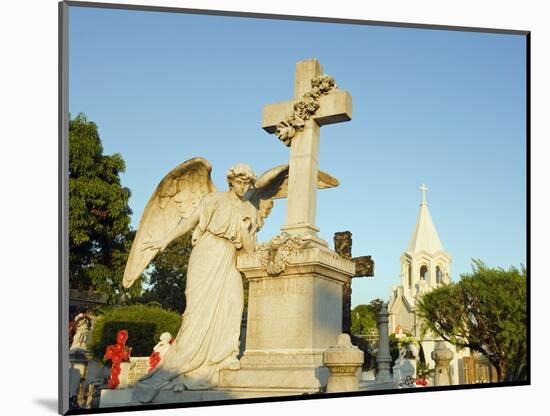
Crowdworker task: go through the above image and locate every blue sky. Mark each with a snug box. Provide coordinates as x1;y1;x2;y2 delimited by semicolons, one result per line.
68;6;526;306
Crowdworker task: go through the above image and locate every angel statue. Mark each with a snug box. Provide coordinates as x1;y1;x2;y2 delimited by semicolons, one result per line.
122;157;338;403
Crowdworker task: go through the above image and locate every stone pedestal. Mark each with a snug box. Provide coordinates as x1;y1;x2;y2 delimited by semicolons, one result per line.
69;350;93;379
323;334;364;393
69;367;82;399
219;243;355;391
432;341;454;386
69;350;94;406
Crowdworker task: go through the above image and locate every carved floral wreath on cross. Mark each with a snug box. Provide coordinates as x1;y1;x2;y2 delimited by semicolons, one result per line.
256;232;305;276
275;75;336;146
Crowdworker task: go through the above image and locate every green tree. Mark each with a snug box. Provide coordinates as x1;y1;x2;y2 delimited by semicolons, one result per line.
417;260;527;382
69;113;138;302
351;304;370;335
350;298;384;336
139;233;193;314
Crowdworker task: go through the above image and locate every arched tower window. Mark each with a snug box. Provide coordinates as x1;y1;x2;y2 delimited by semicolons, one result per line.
420;265;428;281
408;263;412;288
436;266;443;284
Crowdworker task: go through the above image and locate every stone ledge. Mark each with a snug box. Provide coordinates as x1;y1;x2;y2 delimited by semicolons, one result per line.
238;245;355;282
219;366;327;390
99;387;310;408
359;380;395;391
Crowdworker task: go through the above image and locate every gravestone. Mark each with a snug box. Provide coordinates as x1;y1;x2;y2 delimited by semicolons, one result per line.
118;357;151;389
219;59;355;391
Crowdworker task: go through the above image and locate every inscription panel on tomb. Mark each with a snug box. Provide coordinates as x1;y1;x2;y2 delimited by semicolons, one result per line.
241;349;325;367
119;357;150;389
246;276;313;350
312;277;342;348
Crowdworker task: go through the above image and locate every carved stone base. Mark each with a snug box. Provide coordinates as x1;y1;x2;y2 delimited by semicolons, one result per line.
224;243;355;391
220;364;327;391
220;348;328;390
99;387;308;408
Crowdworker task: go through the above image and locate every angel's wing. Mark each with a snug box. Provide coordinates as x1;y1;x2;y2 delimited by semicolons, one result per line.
249;164;340;223
122;157;216;288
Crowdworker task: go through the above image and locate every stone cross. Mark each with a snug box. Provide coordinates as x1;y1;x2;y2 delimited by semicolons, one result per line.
333;231;374;335
420;183;429;204
262;59;352;241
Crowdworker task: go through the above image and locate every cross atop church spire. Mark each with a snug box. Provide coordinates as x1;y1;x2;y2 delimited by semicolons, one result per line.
409;184;444;254
420;184;429;205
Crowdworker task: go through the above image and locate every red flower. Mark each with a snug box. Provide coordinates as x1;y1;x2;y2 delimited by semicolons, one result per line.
415;378;428;386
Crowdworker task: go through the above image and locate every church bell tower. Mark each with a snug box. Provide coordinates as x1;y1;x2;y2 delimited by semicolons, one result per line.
389;184;452;335
400;184;452;304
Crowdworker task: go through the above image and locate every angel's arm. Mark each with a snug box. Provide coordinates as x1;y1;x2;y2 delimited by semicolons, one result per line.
166;208;200;246
240;215;257;255
148;208;200;252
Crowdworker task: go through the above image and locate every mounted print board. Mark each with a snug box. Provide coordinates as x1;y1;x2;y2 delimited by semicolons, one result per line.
59;1;529;414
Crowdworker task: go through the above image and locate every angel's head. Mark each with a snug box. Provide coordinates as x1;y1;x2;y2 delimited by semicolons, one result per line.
227;163;256;199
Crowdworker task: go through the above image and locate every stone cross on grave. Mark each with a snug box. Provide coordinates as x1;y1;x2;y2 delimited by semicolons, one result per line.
333;231;375;335
262;59;352;243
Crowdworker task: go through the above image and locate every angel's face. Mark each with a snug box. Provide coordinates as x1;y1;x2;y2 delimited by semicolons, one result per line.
230;177;253;199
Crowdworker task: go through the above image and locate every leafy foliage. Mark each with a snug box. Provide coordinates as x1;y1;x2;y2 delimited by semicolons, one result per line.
69;113;138;302
417;260;527;381
89;304;182;359
416;348;433;380
350;298;384;336
388;331;416;368
389;333;401;368
139;233;193;314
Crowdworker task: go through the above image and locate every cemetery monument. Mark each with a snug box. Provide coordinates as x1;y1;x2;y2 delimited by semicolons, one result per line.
103;59;361;406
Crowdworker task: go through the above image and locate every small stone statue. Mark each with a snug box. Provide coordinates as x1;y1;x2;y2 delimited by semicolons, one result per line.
392;349;405;386
154;332;173;357
148;332;173;372
70;313;92;352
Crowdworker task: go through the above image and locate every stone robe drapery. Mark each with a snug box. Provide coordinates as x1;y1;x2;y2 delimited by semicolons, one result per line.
133;192;258;403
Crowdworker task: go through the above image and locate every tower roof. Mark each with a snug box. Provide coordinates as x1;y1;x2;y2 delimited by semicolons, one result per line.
408;184;444;254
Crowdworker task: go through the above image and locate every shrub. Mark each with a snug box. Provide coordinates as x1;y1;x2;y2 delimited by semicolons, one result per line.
89;304;182;360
